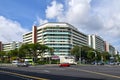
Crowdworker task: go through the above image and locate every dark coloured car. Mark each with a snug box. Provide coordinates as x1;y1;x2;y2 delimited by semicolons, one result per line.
59;63;70;67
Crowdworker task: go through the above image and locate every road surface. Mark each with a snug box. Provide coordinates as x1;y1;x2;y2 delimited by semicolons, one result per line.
0;64;120;80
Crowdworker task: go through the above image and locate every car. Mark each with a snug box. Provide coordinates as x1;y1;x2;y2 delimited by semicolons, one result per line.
59;63;70;67
12;60;19;65
115;62;120;65
97;61;104;65
109;62;115;65
91;62;97;65
17;62;29;67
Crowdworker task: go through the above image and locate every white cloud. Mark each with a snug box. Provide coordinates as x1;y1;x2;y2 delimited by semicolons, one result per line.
92;0;120;36
45;0;92;31
90;0;120;51
45;0;63;19
62;0;91;24
33;17;48;26
37;16;48;25
44;0;120;51
0;16;29;43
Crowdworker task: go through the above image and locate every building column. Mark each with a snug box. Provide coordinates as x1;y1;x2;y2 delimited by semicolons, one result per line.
32;26;37;44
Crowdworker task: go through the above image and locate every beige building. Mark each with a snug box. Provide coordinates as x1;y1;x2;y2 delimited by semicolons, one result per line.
2;41;22;51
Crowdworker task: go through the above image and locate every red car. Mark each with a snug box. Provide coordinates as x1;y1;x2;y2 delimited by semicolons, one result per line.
59;63;70;67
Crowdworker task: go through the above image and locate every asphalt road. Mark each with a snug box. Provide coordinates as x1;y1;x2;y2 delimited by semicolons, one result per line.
0;71;28;80
0;64;120;80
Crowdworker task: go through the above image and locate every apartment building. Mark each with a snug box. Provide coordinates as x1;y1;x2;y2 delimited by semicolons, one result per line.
105;41;115;55
23;31;32;44
2;41;22;51
88;34;105;52
23;22;88;55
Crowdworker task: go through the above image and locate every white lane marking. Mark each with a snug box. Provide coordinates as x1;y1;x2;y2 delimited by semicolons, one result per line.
43;70;50;73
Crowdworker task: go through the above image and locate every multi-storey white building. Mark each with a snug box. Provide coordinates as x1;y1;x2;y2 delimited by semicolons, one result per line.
105;41;115;55
23;22;88;56
88;34;105;52
2;41;22;51
23;31;32;44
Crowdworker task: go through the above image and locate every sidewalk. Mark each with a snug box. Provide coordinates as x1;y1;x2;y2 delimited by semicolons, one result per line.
0;63;17;67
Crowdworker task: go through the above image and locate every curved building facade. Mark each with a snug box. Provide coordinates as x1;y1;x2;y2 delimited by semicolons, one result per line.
23;23;88;56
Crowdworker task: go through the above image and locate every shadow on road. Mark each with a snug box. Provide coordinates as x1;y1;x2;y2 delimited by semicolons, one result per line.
0;68;104;80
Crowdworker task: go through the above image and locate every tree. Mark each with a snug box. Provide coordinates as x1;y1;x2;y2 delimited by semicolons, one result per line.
48;47;54;64
81;46;94;61
115;54;120;62
7;49;19;62
96;51;101;61
19;43;32;58
8;49;19;57
49;48;54;56
87;50;95;62
19;43;50;63
37;44;49;58
0;51;6;62
101;51;110;62
71;45;81;61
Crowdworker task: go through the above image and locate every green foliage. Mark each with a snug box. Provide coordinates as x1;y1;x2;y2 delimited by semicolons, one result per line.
70;45;81;61
114;54;120;62
0;43;54;64
49;48;54;55
81;46;94;59
101;51;110;62
71;45;81;56
51;60;59;64
36;60;46;65
87;51;94;59
19;43;52;63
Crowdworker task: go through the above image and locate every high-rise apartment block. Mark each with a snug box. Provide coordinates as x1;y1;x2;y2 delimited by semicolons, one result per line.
23;23;88;55
0;22;118;55
88;34;105;52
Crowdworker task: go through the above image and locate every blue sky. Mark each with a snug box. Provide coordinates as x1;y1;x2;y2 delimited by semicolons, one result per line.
0;0;120;52
0;0;49;29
